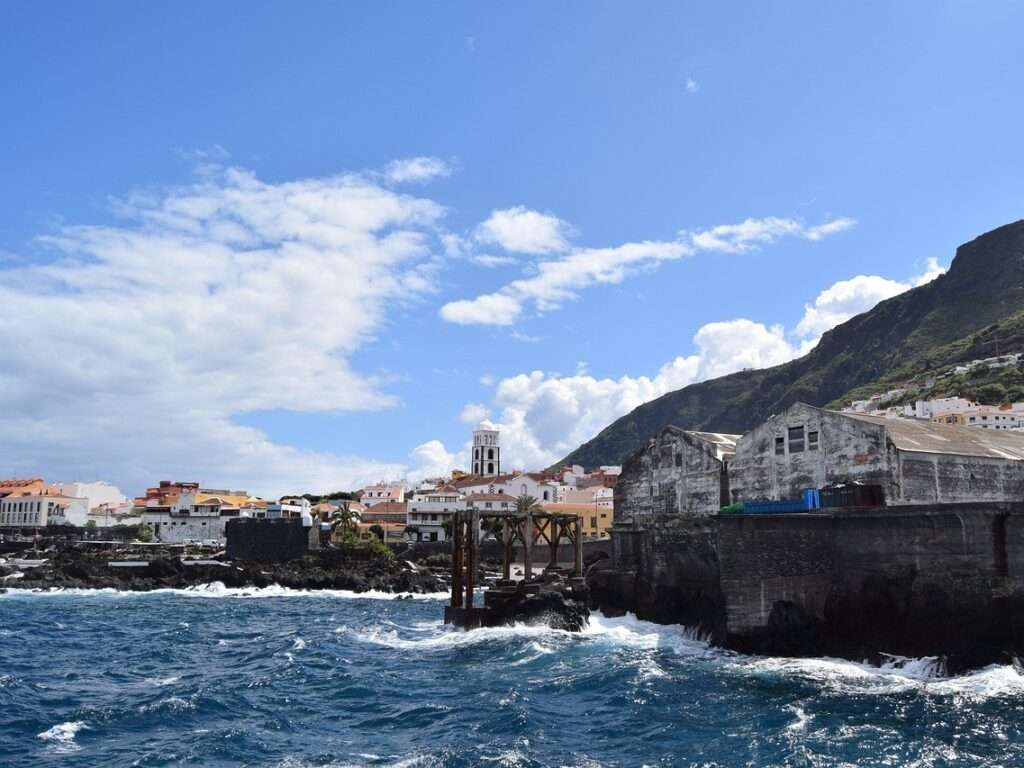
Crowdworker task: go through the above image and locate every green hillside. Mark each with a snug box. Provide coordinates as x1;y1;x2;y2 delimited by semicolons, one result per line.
558;219;1024;469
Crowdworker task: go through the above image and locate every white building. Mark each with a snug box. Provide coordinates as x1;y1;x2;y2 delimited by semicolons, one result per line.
406;486;466;542
55;481;127;514
360;482;405;508
265;496;313;520
0;493;88;528
457;472;559;503
471;421;501;477
141;492;254;545
914;396;979;420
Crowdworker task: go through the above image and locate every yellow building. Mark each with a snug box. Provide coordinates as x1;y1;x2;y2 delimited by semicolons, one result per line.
541;502;612;539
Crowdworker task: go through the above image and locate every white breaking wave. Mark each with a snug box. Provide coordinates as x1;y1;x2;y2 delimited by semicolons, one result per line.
145;675;180;687
733;654;1024;699
37;721;86;752
0;582;451;601
339;610;713;660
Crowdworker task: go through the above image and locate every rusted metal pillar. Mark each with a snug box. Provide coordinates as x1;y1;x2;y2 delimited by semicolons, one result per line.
450;510;463;608
574;516;583;577
464;510;477;609
502;517;512;581
523;516;533;580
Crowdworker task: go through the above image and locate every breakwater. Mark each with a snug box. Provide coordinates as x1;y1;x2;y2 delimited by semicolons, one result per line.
590;502;1024;671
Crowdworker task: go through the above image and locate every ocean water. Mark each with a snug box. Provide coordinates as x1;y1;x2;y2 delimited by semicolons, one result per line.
2;586;1024;767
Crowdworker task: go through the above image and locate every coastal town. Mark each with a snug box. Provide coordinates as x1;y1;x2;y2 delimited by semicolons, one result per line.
0;422;618;551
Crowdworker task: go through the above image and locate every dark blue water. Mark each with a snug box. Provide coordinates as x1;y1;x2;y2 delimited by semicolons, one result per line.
2;585;1024;767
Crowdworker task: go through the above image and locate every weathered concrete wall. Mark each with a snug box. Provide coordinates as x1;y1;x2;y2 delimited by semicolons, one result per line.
717;514;834;635
896;451;1024;504
716;503;1024;667
615;427;731;521
593;502;1024;669
729;403;894;503
226;518;320;562
592;514;724;635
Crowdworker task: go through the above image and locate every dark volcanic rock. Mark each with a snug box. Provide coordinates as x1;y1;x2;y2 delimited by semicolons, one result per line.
489;587;589;632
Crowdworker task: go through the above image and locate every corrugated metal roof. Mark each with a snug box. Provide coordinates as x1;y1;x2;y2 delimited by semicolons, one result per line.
845;412;1024;460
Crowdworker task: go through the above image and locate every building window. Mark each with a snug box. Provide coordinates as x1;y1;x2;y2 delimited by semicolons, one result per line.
774;437;785;456
788;426;805;453
674;453;682;467
808;431;819;451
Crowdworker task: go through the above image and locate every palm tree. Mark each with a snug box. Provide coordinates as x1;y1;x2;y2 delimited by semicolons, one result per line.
515;495;545;516
330;502;357;534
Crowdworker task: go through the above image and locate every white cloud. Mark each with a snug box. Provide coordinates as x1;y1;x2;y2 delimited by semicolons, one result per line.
793;274;908;341
440;255;947;469
0;165;449;497
441;215;854;326
474;206;572;255
407;440;465;482
686;77;700;94
472;254;518;268
912;256;946;286
385;156;451;184
794;258;947;344
459;403;491;425
693;320;796;379
439;292;522;326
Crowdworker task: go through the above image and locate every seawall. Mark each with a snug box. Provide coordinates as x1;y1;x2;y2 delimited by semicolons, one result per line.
589;503;1024;671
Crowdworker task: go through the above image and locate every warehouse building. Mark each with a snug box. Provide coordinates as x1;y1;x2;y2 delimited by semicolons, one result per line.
615;427;740;519
728;402;1024;506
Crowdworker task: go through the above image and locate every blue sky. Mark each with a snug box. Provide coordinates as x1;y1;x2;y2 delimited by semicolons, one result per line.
2;2;1023;497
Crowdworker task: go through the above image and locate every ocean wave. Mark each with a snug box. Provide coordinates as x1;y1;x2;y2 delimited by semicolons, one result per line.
735;653;1024;699
0;582;451;601
37;720;86;752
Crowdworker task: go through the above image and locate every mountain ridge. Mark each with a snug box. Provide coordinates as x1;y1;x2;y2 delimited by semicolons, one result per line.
557;219;1024;469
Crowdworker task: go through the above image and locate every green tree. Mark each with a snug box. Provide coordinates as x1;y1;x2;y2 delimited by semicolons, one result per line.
84;519;97;529
136;523;154;543
515;495;545;516
368;523;385;541
405;524;422;543
330;502;357;535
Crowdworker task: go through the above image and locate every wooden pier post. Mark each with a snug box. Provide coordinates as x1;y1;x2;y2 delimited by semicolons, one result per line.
450;510;463;608
464;509;477;609
501;517;512;581
574;516;583;577
523;516;533;580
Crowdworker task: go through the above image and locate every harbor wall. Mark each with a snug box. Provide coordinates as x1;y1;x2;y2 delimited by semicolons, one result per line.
591;503;1024;669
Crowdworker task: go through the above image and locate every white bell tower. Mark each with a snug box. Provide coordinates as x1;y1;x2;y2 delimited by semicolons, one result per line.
472;422;501;476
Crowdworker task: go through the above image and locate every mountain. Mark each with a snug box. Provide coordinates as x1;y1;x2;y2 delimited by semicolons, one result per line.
558;219;1024;469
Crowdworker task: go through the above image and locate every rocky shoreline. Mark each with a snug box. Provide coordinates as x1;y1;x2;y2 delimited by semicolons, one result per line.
0;545;592;632
0;547;447;594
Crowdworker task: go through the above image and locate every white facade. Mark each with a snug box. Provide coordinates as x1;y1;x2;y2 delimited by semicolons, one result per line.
265;497;313;520
0;494;88;528
406;488;466;542
914;397;979;420
141;491;254;544
472;422;501;477
460;474;558;503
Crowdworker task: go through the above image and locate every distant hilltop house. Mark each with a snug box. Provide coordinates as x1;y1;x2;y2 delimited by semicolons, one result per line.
359;482;405;508
616;402;1024;520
